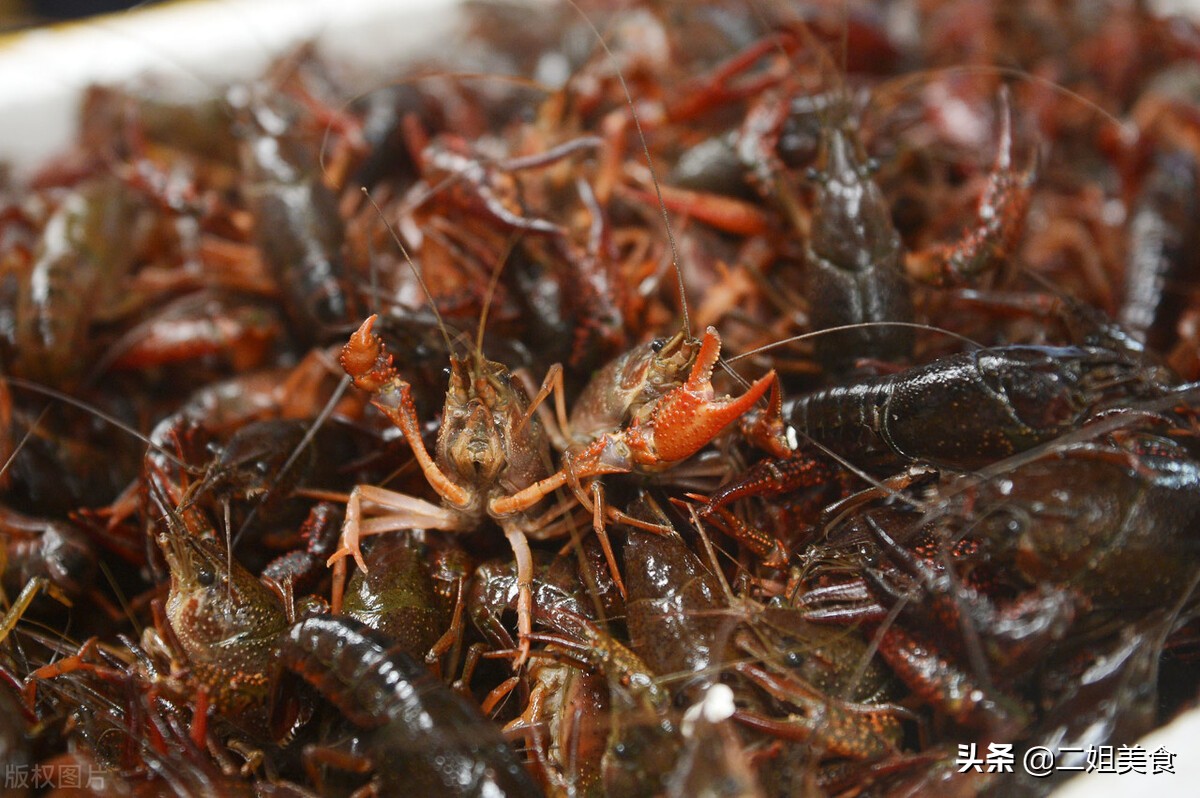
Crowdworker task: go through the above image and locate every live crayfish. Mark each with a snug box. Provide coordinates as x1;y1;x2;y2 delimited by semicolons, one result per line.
333;311;774;664
4;1;1200;796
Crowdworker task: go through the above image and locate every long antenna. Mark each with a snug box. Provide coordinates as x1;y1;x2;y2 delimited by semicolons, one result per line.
361;186;457;359
2;376;190;471
565;0;690;337
475;234;521;361
728;322;985;363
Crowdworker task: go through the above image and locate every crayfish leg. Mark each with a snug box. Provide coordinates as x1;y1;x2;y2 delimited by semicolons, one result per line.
425;577;467;676
591;481;628;599
686;498;788;568
505;525;535;671
22;636;117;710
328;485;466;611
515;363;571;448
330;485;463;571
481;676;521;716
1;577;71;647
731;661;904;760
905;88;1035;288
340;316;470;509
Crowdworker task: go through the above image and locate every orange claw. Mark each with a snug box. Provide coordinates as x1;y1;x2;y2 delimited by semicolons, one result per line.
643;326;776;465
739;374;793;459
341;316;471;510
340;315;397;392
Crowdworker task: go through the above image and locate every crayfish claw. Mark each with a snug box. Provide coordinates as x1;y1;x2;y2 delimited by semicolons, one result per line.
340;315;397;393
651;367;776;464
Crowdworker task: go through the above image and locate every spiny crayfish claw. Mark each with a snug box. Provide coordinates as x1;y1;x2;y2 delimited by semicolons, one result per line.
905;90;1036;288
738;374;793;459
340;314;397;393
650;332;776;464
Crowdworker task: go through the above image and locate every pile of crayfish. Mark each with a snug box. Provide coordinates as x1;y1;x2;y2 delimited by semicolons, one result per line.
1;0;1199;795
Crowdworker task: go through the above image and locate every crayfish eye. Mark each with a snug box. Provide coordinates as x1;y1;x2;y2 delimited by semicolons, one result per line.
197;568;215;587
650;338;666;353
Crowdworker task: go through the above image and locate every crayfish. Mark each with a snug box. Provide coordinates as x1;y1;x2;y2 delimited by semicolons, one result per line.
333;313;774;664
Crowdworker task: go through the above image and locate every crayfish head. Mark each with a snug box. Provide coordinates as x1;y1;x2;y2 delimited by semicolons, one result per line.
445;401;506;487
157;525;288;713
436;355;520;492
570;330;698;442
439;355;547;497
618;330;699;421
159;530;287;649
643;330;695;391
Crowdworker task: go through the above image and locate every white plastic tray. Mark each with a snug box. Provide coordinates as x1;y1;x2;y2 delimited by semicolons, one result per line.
0;0;461;172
